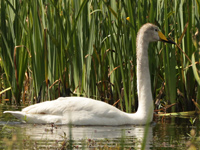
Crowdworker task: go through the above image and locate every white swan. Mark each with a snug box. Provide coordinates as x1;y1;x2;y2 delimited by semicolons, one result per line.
4;23;175;125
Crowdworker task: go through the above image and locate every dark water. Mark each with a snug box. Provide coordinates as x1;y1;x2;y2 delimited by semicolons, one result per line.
0;104;199;150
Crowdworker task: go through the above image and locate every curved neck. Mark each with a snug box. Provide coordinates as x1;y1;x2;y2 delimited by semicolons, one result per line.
135;33;154;120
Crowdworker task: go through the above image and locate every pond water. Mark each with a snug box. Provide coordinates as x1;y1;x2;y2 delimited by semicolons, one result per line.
0;104;199;150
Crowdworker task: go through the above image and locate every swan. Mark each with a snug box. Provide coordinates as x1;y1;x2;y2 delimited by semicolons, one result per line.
4;23;175;125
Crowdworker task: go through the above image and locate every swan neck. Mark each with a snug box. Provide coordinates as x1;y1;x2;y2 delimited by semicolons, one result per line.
136;33;153;117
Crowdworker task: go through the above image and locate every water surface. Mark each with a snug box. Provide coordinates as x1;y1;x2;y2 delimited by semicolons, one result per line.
0;104;199;149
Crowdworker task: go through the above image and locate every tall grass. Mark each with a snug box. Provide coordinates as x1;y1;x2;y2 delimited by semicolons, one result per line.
0;0;199;113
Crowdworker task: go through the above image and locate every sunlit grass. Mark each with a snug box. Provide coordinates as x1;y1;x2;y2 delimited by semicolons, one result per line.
0;0;200;114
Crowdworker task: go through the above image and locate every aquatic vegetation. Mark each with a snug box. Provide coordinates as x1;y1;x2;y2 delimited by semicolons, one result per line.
185;118;200;150
0;0;200;114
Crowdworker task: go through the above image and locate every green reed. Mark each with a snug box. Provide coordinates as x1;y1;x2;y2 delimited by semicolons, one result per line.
0;0;200;113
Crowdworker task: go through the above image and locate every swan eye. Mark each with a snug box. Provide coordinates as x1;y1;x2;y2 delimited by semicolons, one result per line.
155;28;158;32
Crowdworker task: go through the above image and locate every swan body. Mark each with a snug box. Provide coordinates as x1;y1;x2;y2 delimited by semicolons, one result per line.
4;23;175;125
4;97;149;125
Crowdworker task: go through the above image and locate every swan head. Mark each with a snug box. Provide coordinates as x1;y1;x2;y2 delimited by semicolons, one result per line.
138;23;175;44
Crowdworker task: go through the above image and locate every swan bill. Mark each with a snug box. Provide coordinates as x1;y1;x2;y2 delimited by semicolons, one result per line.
158;31;176;44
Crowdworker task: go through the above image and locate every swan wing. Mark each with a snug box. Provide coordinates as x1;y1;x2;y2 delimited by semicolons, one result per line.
22;97;121;117
4;97;129;125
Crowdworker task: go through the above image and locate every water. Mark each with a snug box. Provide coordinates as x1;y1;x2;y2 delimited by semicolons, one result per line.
0;104;199;149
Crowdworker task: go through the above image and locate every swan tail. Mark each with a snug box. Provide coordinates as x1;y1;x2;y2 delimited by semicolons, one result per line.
4;111;27;122
4;111;63;124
